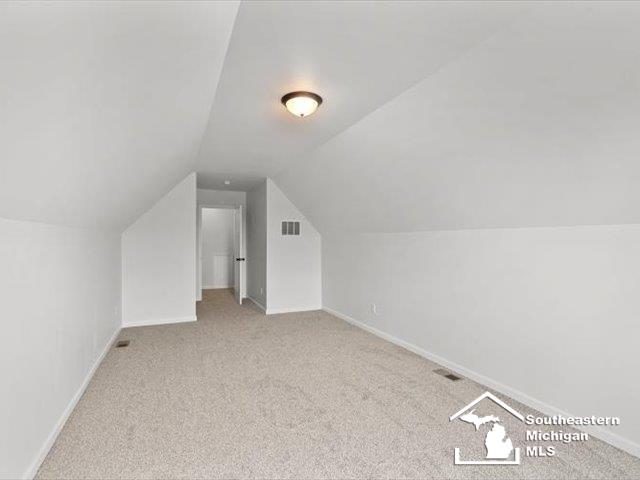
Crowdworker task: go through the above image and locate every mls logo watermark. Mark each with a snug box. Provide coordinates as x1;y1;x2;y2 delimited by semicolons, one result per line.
449;391;620;466
449;391;523;465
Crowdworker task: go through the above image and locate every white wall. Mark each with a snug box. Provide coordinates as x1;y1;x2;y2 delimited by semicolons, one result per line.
122;173;197;326
322;224;640;456
197;188;246;208
201;208;235;289
196;188;246;300
246;182;267;309
266;179;321;314
0;218;120;479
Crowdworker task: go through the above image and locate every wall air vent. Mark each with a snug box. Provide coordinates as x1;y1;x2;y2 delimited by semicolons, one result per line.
281;221;300;236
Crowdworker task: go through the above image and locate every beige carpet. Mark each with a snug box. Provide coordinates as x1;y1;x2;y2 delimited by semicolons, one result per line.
37;289;640;479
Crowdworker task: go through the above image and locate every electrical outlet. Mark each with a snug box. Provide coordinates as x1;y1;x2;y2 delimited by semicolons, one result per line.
371;304;378;315
260;287;264;296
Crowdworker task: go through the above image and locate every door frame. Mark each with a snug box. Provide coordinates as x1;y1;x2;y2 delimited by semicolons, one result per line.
197;203;244;302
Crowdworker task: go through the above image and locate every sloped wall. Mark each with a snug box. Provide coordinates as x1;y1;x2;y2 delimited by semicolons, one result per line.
121;173;197;326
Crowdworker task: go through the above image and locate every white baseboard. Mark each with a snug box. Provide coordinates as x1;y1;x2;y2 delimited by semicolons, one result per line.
23;327;121;480
267;305;321;315
246;297;320;316
202;285;233;289
323;306;640;459
247;296;266;313
122;315;197;328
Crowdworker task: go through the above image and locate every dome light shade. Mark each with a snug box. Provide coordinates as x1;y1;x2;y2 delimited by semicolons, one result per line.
281;91;322;117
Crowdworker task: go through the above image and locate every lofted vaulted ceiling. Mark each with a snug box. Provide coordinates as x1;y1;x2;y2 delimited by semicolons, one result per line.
195;0;526;191
275;1;640;232
0;1;239;230
3;1;640;233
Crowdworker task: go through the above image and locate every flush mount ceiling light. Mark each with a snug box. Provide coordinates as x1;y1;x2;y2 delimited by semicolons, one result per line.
281;91;323;117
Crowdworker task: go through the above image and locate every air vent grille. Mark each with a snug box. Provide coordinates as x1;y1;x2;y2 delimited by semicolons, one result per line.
282;221;300;235
433;368;462;381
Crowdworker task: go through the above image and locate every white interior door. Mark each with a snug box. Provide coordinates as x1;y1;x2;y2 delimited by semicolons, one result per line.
233;205;244;304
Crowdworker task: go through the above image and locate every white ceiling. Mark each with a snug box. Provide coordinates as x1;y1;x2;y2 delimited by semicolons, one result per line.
196;0;526;191
275;1;640;232
0;1;238;230
3;1;640;233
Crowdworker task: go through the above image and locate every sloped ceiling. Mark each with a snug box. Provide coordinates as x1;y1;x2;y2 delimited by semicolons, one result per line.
0;1;239;231
4;1;640;233
196;0;527;191
274;1;640;232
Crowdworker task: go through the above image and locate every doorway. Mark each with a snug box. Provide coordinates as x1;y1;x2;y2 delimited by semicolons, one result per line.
197;205;245;304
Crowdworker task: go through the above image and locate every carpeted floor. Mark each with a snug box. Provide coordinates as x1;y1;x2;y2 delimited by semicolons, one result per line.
37;289;640;479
